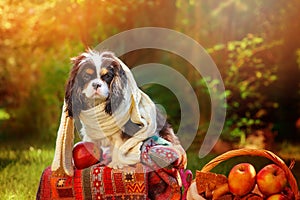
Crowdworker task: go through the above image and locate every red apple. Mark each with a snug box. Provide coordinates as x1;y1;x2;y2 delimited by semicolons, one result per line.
256;164;287;196
72;141;101;169
266;194;289;200
228;163;256;196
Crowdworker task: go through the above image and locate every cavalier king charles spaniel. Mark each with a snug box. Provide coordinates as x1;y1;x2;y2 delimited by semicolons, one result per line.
64;50;181;169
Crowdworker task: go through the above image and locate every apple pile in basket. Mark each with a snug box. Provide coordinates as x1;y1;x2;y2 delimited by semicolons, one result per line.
195;162;295;200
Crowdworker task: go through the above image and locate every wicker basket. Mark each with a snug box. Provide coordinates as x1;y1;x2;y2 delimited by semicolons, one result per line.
200;148;299;199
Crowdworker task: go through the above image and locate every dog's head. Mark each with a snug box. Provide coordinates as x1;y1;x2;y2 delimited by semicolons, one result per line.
65;50;127;117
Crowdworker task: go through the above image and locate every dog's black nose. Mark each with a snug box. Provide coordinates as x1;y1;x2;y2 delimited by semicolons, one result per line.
92;82;102;89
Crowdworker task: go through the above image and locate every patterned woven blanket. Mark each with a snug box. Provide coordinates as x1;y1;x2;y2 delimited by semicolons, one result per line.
37;137;192;200
37;164;148;200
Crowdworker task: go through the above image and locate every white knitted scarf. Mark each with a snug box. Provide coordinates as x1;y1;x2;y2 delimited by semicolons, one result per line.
51;57;157;176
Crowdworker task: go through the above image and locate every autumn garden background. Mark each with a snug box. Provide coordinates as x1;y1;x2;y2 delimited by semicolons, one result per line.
0;0;300;199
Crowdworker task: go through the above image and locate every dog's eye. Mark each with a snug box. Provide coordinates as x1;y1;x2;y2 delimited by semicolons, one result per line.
83;73;91;81
101;72;114;83
101;73;112;79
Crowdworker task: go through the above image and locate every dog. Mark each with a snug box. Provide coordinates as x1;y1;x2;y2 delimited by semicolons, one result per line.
64;50;182;169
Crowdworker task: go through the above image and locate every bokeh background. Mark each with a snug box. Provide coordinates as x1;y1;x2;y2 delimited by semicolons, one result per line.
0;0;300;199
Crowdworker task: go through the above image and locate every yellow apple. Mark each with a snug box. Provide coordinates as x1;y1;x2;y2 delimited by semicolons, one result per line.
228;163;256;196
266;194;289;200
256;164;287;196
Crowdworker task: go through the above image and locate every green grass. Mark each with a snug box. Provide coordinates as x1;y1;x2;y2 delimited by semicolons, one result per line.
278;141;300;160
0;145;54;200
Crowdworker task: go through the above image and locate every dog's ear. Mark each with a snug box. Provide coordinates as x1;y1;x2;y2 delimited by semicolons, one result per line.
105;60;127;115
65;54;86;117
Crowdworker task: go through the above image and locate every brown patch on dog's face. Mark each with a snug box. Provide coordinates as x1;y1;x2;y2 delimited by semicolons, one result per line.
85;68;95;75
100;68;108;76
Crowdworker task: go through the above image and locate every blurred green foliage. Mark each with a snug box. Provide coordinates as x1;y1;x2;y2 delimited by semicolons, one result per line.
201;35;281;142
0;0;299;144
